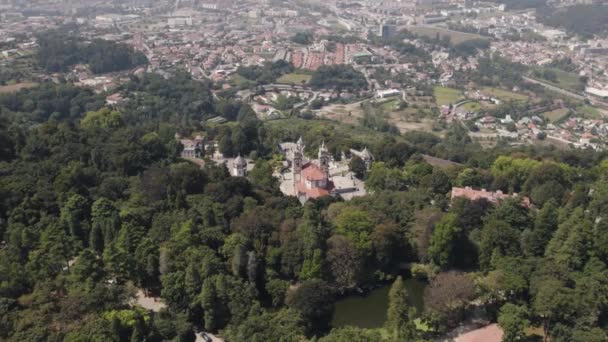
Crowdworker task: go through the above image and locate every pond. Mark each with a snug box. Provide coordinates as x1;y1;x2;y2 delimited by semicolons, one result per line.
331;278;426;329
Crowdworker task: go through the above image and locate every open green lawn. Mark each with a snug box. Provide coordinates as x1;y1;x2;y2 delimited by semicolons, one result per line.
576;105;603;119
379;98;400;112
542;108;570;123
0;82;38;94
531;67;584;93
461;101;482;112
407;26;488;45
265;117;406;145
434;86;464;106
276;73;312;85
230;74;256;88
481;87;529;102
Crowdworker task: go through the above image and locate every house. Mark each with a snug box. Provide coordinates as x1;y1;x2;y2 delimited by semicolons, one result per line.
451;186;531;207
376;89;402;99
105;93;124;105
176;134;205;159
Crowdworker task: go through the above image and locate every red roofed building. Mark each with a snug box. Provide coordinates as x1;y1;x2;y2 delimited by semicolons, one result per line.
454;324;504;342
451;186;531;208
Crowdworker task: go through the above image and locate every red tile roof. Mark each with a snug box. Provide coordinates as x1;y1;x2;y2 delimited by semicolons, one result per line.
454;324;504;342
451;187;531;208
296;182;331;199
301;163;327;181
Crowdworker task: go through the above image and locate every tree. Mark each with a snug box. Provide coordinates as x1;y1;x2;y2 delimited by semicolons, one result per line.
371;222;404;271
334;208;374;254
309;65;368;91
386;276;416;340
545;208;593;271
327;235;362;288
428;214;463;269
425;168;451;195
532;277;575;341
364;162;406;192
318;326;382;341
91;198;120;252
521;200;558;257
249;160;278;190
225;307;306;342
81;108;123;130
300;248;323;280
479;219;521;271
291;31;314;45
61;194;90;243
424;271;475;328
286;279;334;334
349;156;367;179
266;278;289;307
200;278;218;332
498;303;530;342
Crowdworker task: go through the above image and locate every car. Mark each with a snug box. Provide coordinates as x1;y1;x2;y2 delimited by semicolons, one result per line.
201;333;212;342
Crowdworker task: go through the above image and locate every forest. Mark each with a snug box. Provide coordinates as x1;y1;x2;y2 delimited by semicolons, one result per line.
36;31;148;74
1;71;608;342
309;65;368;91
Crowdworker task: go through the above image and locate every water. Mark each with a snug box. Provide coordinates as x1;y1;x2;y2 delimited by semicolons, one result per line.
331;278;426;329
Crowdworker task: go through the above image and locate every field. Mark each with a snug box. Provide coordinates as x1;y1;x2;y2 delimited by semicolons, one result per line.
276;73;311;85
481;87;529;102
531;67;584;94
315;100;439;134
230;74;256;88
265;117;408;145
0;82;38;94
461;101;482;112
576;105;604;119
434;86;464;106
407;26;488;45
378;98;400;112
542;108;570;123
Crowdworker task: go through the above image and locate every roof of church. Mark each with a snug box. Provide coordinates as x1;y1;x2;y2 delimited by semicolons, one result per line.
234;155;247;166
296;182;331;198
301;162;327;181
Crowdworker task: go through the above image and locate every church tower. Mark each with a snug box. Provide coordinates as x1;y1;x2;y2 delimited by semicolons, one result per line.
318;141;330;176
292;137;304;182
233;155;247;177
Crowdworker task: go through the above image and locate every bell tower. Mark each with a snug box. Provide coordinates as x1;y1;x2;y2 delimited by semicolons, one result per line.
318;141;330;176
292;137;304;182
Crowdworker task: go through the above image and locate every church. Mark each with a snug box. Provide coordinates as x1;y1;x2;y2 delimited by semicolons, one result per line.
280;137;370;203
291;138;334;202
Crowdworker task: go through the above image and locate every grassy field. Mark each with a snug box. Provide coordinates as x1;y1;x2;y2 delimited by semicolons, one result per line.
0;82;38;94
576;105;603;119
461;101;482;112
265;117;407;145
378;98;400;112
230;74;256;88
434;86;464;106
481;87;529;102
407;26;488;45
276;73;312;85
532;67;583;93
542;108;570;123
